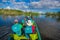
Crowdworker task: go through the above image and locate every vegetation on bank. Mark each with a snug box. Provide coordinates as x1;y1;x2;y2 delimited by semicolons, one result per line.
0;9;39;16
45;11;60;21
0;9;60;17
45;11;60;17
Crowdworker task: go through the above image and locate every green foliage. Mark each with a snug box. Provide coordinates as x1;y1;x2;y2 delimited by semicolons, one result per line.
45;11;60;18
0;9;39;16
24;12;39;16
57;12;60;17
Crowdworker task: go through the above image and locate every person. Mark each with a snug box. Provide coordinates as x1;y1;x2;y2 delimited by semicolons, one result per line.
11;19;23;36
24;19;33;39
22;17;27;26
27;19;36;33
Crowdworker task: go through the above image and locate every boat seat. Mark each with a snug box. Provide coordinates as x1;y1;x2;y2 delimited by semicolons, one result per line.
30;33;38;40
13;34;27;40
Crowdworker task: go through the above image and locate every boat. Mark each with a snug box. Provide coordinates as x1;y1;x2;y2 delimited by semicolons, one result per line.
8;17;41;40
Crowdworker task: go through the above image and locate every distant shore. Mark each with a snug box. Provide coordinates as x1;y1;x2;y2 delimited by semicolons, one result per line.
0;9;39;16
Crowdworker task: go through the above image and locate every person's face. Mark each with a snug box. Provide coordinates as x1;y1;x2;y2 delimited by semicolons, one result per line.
14;20;18;24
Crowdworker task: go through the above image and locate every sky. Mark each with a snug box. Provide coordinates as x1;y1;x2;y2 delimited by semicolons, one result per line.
0;0;60;13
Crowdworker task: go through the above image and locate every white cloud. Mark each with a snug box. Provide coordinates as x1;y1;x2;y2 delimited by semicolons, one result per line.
22;9;31;12
30;0;60;9
5;6;11;9
38;11;44;13
4;0;59;12
12;2;29;9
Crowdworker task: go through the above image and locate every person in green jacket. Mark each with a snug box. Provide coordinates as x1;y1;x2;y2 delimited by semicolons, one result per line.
11;19;23;36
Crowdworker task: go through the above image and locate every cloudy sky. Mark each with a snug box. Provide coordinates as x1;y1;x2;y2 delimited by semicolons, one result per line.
0;0;60;12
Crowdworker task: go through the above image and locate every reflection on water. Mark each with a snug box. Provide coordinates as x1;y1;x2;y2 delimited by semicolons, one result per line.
56;17;60;22
0;15;60;27
0;15;24;27
37;15;60;40
45;14;60;22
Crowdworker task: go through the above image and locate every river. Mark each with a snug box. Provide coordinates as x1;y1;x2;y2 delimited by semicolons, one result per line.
0;15;60;40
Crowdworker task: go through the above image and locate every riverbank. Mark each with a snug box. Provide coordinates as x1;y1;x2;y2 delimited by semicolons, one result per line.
0;9;39;16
